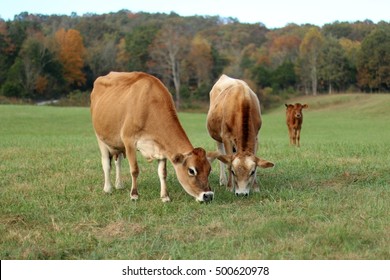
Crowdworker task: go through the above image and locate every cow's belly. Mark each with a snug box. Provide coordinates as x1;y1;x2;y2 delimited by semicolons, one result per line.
136;138;165;161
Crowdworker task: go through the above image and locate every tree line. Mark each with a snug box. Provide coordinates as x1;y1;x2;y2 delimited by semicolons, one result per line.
0;11;389;109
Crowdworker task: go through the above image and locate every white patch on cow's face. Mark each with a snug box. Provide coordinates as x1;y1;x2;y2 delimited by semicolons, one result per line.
231;155;257;196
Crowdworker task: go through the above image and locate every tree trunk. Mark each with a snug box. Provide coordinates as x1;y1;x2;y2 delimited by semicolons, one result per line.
172;60;181;110
311;66;317;96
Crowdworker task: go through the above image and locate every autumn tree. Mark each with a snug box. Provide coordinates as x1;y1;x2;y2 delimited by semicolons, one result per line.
149;19;191;109
115;37;130;71
55;28;86;87
268;33;301;68
187;34;213;88
298;27;324;95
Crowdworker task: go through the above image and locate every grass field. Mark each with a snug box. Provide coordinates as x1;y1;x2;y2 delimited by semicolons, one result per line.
1;94;389;260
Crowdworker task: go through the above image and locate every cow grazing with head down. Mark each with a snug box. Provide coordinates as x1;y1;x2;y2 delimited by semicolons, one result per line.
206;74;274;196
285;103;308;147
91;71;214;203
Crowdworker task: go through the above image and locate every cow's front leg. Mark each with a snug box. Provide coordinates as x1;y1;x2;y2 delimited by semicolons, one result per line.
292;128;297;146
296;128;301;147
157;159;170;202
288;126;294;145
216;141;227;187
223;140;234;192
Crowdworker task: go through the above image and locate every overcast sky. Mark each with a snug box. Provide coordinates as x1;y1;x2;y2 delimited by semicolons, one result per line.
1;0;389;28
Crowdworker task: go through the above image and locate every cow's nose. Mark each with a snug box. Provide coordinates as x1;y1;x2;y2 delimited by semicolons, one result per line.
235;192;249;197
203;192;213;202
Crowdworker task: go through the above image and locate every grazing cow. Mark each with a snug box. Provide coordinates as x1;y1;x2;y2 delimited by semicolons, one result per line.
206;74;274;196
285;103;308;147
91;72;213;202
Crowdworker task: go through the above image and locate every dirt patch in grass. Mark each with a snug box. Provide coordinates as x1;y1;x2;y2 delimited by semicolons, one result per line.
93;221;146;240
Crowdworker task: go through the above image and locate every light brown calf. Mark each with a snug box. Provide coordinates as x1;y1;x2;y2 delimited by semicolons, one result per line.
207;74;274;196
285;103;308;147
91;72;213;202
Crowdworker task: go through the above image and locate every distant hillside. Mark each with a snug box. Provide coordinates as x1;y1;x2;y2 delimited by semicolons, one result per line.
273;94;390;118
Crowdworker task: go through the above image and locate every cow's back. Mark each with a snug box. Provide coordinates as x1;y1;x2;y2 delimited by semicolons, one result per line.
207;75;261;145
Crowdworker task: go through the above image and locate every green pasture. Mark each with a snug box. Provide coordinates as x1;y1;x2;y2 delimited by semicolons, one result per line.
0;94;389;259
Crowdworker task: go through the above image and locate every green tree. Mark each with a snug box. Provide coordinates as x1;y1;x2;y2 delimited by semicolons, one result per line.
357;26;390;92
318;36;350;93
272;61;297;91
125;24;159;72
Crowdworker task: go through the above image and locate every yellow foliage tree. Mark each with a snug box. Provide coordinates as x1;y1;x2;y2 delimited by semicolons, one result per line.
55;28;86;87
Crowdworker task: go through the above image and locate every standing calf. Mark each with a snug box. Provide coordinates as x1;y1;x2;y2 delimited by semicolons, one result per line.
91;72;214;202
285;103;308;147
207;74;274;196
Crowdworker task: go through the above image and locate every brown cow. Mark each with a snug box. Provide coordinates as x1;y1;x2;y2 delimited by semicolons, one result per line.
285;103;308;147
207;74;274;196
91;72;213;202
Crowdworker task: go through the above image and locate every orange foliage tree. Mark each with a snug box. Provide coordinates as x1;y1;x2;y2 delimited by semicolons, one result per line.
55;28;86;87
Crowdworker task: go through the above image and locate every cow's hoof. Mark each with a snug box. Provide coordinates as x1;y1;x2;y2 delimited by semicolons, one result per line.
115;182;125;190
103;187;113;194
161;196;171;203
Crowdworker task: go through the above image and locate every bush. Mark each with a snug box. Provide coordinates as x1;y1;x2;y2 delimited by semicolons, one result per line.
55;90;90;107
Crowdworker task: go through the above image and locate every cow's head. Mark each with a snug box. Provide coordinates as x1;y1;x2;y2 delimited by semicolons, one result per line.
171;147;213;202
216;152;274;196
285;103;308;119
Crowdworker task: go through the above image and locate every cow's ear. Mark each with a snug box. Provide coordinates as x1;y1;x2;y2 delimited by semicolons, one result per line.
302;104;308;109
256;157;274;168
206;151;220;163
172;153;185;164
217;154;232;165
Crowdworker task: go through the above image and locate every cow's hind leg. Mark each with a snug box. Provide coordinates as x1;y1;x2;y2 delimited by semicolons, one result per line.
114;153;125;189
125;145;140;200
158;159;170;202
252;141;260;193
216;141;228;187
97;138;113;193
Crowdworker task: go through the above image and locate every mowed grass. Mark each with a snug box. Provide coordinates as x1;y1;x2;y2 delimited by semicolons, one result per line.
1;94;389;260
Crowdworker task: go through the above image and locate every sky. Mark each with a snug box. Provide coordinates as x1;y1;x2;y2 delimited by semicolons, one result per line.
1;0;389;28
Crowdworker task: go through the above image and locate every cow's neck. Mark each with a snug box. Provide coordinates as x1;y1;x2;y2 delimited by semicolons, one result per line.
157;120;194;158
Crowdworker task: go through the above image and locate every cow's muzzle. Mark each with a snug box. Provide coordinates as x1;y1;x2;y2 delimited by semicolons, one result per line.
235;189;250;197
199;191;214;203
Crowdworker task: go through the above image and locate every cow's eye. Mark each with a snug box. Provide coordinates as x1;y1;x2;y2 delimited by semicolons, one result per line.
231;169;236;176
250;169;255;176
188;167;197;176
